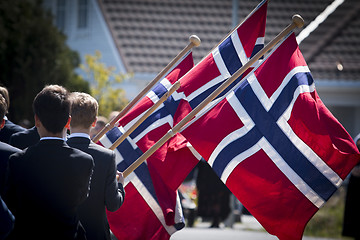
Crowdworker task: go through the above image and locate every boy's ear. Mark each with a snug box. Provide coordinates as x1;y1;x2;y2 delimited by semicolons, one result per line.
65;116;71;130
91;117;97;128
34;114;41;128
0;118;5;129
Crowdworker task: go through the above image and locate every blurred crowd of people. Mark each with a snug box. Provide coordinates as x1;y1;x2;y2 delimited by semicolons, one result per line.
342;133;360;240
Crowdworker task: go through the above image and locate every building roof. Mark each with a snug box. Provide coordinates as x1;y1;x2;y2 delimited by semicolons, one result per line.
299;0;360;81
98;0;360;81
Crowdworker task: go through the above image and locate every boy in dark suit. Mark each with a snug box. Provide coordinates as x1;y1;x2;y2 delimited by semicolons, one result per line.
5;85;94;240
67;92;125;240
0;86;26;143
0;95;21;196
9;125;40;150
0;95;18;238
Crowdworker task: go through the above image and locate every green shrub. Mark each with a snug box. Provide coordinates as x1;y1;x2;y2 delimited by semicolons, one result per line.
304;186;351;239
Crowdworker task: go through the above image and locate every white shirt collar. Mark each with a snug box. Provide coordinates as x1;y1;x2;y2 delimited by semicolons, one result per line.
68;133;91;139
40;137;65;141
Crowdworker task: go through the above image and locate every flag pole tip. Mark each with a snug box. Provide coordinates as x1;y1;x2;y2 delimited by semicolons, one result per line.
292;14;304;28
189;35;201;47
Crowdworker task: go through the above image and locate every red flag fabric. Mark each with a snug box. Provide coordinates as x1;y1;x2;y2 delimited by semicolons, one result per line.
100;1;268;238
100;52;199;240
181;33;360;240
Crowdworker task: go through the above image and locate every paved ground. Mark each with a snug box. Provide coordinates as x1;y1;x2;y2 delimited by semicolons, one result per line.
170;215;339;240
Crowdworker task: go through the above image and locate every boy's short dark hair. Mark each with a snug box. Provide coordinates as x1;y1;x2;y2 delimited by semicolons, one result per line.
33;85;71;134
0;86;10;113
0;95;7;119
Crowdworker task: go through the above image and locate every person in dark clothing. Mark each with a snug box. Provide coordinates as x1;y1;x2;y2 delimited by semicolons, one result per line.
0;118;26;144
196;159;231;228
342;133;360;240
0;95;21;196
0;86;26;143
5;85;94;240
9;126;40;150
67;92;125;240
0;196;14;239
0;95;18;239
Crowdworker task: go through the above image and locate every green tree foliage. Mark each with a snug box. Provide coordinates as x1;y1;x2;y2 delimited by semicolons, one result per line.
0;0;89;124
80;51;130;118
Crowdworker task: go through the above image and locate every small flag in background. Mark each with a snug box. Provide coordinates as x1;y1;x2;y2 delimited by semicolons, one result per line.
181;33;360;240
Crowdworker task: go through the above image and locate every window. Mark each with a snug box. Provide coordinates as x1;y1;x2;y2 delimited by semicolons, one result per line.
56;0;66;31
78;0;88;29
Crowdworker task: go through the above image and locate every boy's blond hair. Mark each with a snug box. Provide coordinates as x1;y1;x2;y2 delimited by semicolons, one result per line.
70;92;98;129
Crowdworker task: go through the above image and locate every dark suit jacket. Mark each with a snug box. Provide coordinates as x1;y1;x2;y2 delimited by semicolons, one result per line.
9;126;40;150
0;142;21;196
0;196;14;239
5;139;94;240
67;136;125;240
0;119;26;144
0;196;15;239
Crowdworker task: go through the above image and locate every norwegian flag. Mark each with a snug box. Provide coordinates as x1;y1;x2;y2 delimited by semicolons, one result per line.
180;0;267;108
100;52;200;240
181;33;360;240
99;1;268;239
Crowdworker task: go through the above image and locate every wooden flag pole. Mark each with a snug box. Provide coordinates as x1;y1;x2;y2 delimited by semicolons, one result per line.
122;15;304;178
107;0;269;150
107;1;264;151
92;35;201;143
109;81;181;150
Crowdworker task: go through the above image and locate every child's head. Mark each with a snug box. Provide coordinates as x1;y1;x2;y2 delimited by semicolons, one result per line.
33;85;71;134
70;92;98;129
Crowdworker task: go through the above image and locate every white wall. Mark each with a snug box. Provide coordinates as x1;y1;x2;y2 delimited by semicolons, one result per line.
317;80;360;138
44;0;126;81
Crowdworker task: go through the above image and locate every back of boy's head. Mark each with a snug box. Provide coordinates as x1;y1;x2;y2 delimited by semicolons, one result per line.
0;95;7;119
70;92;98;129
33;85;71;134
0;86;10;113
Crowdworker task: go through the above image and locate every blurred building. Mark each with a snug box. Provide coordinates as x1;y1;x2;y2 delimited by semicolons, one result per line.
45;0;360;137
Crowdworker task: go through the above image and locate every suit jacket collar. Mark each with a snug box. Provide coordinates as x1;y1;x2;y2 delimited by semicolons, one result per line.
67;136;91;145
37;138;67;147
40;137;65;141
68;133;90;139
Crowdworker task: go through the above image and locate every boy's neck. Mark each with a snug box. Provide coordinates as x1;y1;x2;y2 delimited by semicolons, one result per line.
37;126;66;139
70;126;91;135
